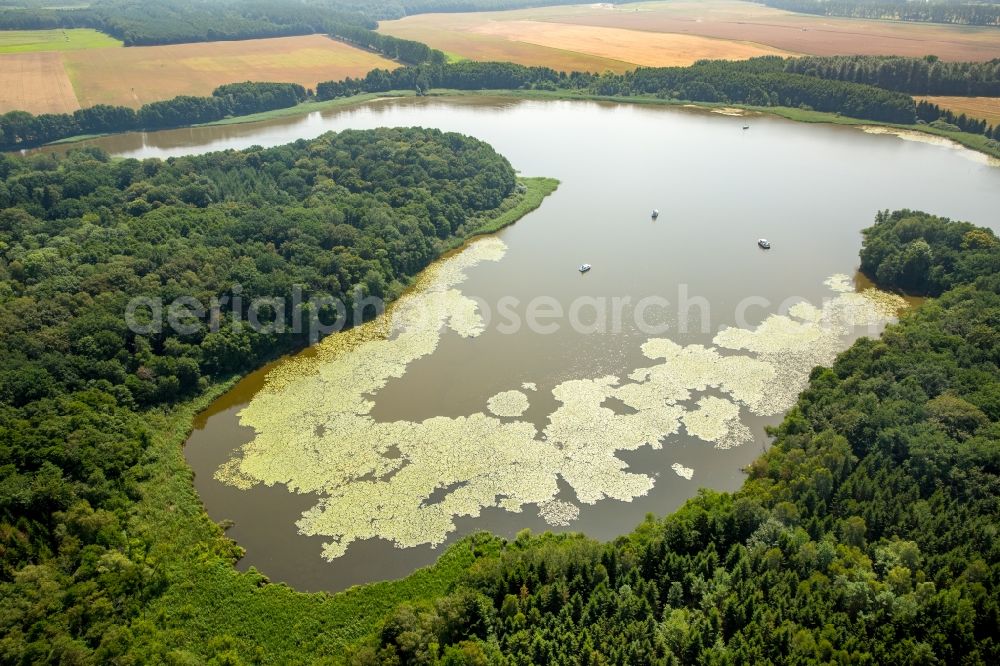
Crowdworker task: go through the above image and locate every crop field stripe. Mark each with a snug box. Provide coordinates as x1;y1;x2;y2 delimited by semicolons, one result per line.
0;51;80;113
0;28;122;53
59;34;399;108
380;1;1000;64
467;20;795;66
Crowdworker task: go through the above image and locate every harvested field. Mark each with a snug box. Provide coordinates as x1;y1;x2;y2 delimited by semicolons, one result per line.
0;52;79;113
916;96;1000;127
547;1;1000;62
379;0;1000;70
378;15;637;72
0;33;398;113
63;34;399;108
469;20;793;66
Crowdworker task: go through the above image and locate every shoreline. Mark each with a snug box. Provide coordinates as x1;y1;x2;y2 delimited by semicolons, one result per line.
28;87;1000;162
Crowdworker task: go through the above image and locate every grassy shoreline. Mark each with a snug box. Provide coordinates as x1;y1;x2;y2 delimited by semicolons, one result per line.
125;177;558;662
199;90;418;126
41;91;421;145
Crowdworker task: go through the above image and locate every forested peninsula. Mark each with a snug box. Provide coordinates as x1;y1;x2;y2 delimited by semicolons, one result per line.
0;129;563;661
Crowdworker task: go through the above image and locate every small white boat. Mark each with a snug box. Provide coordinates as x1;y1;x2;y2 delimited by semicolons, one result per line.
743;125;750;130
579;263;592;273
757;238;771;249
651;209;659;219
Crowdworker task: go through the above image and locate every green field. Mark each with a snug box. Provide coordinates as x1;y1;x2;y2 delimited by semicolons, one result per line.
0;28;121;53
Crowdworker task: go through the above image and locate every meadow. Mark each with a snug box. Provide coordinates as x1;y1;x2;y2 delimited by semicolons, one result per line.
379;0;1000;72
0;28;121;53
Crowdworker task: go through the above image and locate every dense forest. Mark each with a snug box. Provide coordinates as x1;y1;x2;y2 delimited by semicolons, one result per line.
0;128;527;660
787;55;1000;137
0;128;516;408
860;209;1000;295
787;55;1000;97
349;210;1000;664
624;58;918;123
757;0;1000;26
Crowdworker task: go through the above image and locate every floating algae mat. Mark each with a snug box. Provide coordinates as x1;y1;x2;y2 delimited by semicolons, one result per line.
216;235;906;561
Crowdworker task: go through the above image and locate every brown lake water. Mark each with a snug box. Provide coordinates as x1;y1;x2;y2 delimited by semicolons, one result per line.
71;98;1000;592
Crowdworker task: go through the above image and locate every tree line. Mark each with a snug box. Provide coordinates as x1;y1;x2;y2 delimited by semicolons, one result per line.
316;57;920;124
757;0;1000;26
0;127;522;660
0;81;309;149
327;21;446;66
12;58;1000;151
626;57;917;123
916;99;999;139
787;55;1000;97
0;58;941;150
352;209;1000;664
786;55;1000;139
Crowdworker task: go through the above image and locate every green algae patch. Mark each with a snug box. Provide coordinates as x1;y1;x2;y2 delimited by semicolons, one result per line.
487;390;531;417
217;251;909;560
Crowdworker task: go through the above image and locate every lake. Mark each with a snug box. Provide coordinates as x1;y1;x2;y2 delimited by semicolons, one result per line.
74;97;1000;592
